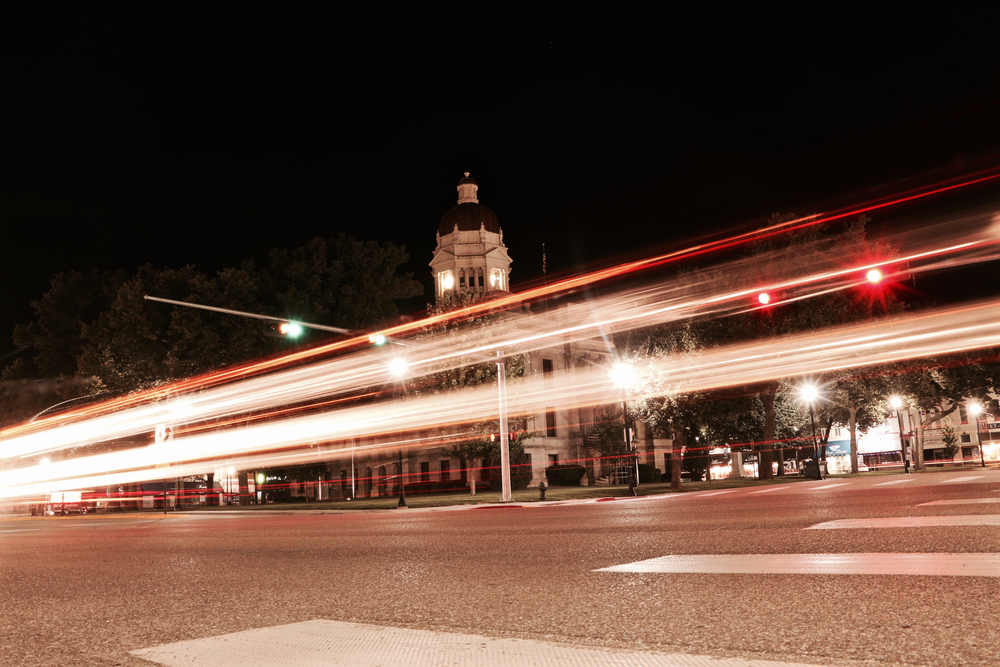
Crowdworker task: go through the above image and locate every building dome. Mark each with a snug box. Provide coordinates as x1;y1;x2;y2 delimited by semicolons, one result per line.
437;172;501;236
438;202;501;236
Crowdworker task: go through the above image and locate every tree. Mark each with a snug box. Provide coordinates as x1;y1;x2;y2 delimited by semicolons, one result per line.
7;235;422;397
4;236;422;499
616;213;908;484
940;419;960;461
897;352;1000;470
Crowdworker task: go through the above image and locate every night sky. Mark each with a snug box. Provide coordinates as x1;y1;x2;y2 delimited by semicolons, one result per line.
4;8;1000;360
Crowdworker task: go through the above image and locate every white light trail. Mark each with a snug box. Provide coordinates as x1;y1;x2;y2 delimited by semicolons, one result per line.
1;209;998;478
3;296;1000;498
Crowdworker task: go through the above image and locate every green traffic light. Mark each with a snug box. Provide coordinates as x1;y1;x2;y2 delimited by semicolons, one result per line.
279;322;303;338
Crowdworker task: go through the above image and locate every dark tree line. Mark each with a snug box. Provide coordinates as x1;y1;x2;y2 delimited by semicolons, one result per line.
1;234;422;426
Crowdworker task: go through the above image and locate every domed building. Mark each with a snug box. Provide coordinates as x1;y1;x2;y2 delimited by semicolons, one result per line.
430;173;512;302
312;173;658;503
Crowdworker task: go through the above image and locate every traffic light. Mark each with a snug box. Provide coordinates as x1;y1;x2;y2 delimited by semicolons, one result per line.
264;321;303;338
490;432;518;442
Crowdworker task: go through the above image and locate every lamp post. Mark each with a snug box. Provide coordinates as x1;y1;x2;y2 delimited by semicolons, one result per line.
890;397;909;473
388;358;409;508
496;351;512;503
800;385;821;479
969;403;986;468
612;363;638;496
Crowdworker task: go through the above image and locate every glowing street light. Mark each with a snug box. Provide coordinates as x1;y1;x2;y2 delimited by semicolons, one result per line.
388;358;408;377
866;268;884;284
757;292;771;305
799;384;822;479
889;396;909;473
387;359;409;508
612;363;639;495
969;402;986;468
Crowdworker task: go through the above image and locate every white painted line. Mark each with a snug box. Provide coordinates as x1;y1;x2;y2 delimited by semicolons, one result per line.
808;483;850;491
0;529;40;533
941;476;984;484
131;619;827;667
749;486;790;494
874;479;916;486
918;498;1000;506
694;489;739;497
596;553;1000;577
807;515;1000;529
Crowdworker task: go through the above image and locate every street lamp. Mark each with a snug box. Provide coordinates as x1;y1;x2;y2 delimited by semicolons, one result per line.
388;358;409;508
890;396;909;473
799;384;821;479
969;403;986;468
612;363;638;496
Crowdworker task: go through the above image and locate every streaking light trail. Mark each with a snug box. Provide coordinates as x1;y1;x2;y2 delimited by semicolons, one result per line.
3;296;1000;499
2;208;998;464
7;170;998;440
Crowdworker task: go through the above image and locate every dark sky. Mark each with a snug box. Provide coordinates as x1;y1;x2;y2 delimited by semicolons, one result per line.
4;8;1000;359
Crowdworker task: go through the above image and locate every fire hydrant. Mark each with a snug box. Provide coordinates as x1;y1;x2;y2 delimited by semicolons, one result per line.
538;480;547;501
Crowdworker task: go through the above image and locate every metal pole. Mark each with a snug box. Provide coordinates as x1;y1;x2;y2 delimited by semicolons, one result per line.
143;295;351;334
979;417;987;468
895;409;908;471
809;404;818;460
397;449;408;508
497;351;512;503
623;398;637;495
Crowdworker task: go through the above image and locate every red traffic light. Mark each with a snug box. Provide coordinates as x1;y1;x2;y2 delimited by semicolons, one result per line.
866;268;884;284
757;292;771;305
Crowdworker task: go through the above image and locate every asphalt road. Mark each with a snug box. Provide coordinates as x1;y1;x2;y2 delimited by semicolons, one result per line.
2;469;999;667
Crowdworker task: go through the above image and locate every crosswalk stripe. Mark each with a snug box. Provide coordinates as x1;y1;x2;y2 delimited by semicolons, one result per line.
807;515;1000;529
874;479;915;486
749;486;789;494
807;483;850;491
694;489;739;497
941;476;984;483
918;498;1000;506
595;553;1000;577
131;619;831;667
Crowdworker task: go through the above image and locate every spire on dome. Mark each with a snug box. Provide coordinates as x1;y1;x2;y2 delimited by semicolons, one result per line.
457;172;479;204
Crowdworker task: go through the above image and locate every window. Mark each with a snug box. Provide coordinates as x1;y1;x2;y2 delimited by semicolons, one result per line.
440;460;451;482
960;433;971;443
548;454;558;464
420;461;430;482
542;358;553;375
546;409;556;437
958;404;968;424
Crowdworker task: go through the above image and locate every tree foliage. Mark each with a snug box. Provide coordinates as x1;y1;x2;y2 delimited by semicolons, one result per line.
2;236;421;427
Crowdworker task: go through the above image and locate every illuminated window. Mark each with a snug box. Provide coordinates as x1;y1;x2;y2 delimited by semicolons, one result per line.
489;269;504;290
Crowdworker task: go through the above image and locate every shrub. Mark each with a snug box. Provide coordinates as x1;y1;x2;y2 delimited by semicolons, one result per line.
638;464;661;484
545;464;586;486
